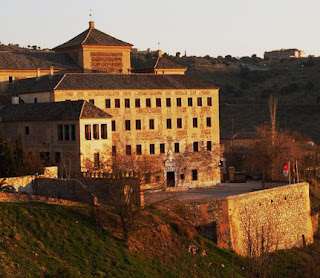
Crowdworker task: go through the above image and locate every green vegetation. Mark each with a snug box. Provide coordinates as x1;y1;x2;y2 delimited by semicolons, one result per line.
0;201;319;277
0;203;246;277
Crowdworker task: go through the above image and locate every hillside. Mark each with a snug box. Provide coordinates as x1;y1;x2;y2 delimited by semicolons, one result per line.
165;54;320;143
0;202;246;278
0;201;319;277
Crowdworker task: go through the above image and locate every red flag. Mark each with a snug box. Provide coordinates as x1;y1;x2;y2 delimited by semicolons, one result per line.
283;161;289;177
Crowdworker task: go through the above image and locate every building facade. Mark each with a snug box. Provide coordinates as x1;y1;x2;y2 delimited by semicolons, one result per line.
264;48;306;60
1;21;221;188
0;100;112;176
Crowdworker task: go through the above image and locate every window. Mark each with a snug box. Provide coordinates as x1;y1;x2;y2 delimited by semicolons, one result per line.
40;152;50;166
207;97;212;106
193;118;198;128
197;97;202;106
193;142;199;152
25;126;30;135
207;141;212;151
126;145;132;155
146;98;151;107
206;117;212;127
192;169;198;181
177;118;182;129
176;98;182;107
125;98;130;108
71;125;76;140
105;99;111;108
180;174;185;180
150;144;155;154
115;99;120;108
93;124;99;139
101;124;107;139
156;98;161;107
89;99;95;105
174;143;179;153
94;153;100;169
167;119;172;129
65;125;70;140
136;119;141;130
55;152;61;164
188;97;193;106
8;76;13;83
125;120;131;131
59;125;76;141
166;98;171;107
160;143;165;154
112;120;116;131
34;98;38;103
58;125;63;140
112;146;117;156
135;98;140;108
149;119;154;130
136;145;142;155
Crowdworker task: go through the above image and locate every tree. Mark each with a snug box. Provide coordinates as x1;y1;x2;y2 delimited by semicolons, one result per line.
0;136;15;177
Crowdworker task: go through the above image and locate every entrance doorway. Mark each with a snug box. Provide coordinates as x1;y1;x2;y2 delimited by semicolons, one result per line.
167;171;175;187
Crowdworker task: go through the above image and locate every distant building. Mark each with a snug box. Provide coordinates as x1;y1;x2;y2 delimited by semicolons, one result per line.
264;48;306;60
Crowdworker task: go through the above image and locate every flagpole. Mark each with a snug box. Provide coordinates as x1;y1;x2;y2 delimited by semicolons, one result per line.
296;160;299;183
289;161;291;185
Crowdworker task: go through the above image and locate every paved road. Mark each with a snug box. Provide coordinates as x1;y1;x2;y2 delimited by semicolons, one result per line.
145;181;287;203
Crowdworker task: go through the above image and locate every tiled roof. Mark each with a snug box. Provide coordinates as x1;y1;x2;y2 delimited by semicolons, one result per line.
155;56;186;69
0;100;111;122
132;56;186;72
5;74;65;95
0;95;13;106
54;25;132;50
0;51;80;70
56;73;216;90
4;73;217;95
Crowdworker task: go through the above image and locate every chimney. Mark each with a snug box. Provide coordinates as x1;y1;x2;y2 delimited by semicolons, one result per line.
12;96;19;105
50;66;54;76
89;21;95;29
36;68;41;80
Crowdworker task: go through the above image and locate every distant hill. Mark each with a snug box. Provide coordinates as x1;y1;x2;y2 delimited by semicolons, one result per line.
164;54;320;143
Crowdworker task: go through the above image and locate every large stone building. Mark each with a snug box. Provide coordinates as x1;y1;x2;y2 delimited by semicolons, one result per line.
0;21;221;188
0;100;112;175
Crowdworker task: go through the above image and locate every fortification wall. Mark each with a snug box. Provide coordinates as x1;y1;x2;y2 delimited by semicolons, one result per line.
0;192;86;207
2;166;58;193
164;182;315;256
227;182;314;256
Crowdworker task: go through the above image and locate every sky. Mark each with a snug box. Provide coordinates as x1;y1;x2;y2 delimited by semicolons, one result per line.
1;0;319;58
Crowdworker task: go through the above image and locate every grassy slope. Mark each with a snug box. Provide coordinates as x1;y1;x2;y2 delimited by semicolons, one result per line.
0;203;246;278
168;55;320;143
0;202;319;277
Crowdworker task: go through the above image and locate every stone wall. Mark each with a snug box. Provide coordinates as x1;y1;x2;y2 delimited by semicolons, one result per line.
2;166;58;193
34;177;142;206
0;192;86;207
163;182;315;256
227;182;314;256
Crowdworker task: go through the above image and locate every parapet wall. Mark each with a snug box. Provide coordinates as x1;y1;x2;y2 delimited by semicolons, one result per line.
226;182;314;256
171;182;314;256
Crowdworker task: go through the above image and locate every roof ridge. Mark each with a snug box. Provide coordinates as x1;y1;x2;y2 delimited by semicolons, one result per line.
54;73;67;90
82;28;92;45
79;100;86;119
153;56;161;69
